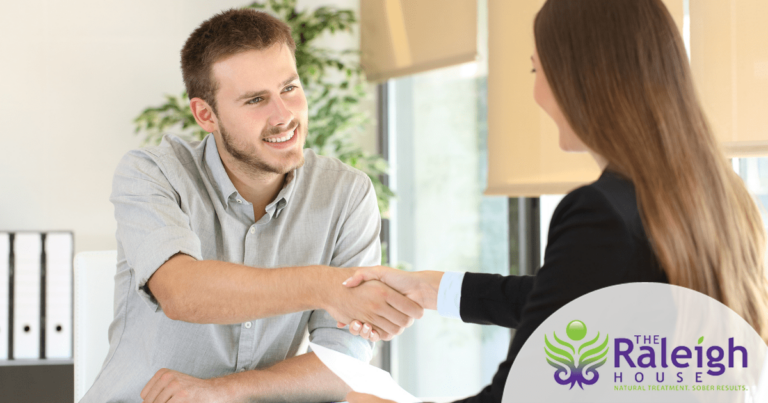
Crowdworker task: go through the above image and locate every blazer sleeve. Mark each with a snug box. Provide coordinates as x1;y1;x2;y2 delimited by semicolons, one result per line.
455;185;638;403
459;273;535;328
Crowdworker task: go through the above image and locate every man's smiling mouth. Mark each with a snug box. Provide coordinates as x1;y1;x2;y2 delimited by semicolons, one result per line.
263;128;297;143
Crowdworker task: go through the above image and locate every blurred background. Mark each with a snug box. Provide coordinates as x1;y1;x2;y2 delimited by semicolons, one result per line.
1;0;767;401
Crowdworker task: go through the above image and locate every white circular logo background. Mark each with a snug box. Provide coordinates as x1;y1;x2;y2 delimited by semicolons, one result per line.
503;283;768;402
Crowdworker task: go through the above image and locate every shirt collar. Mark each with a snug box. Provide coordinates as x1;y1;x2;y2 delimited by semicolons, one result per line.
265;170;297;219
204;134;240;208
204;133;299;217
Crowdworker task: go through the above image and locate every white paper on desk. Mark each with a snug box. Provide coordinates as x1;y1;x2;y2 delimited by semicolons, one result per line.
309;342;420;403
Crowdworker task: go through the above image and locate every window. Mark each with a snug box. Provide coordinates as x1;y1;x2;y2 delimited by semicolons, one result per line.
734;158;768;231
385;38;511;400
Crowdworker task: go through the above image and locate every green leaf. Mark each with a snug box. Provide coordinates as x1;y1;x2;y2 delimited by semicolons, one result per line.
544;334;574;364
698;336;704;345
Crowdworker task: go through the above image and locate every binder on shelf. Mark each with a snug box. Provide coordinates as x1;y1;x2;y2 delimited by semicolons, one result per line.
13;232;41;359
0;232;9;360
44;232;73;359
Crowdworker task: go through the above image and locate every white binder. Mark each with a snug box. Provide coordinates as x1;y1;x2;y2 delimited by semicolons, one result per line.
45;232;73;359
13;232;41;359
0;232;9;360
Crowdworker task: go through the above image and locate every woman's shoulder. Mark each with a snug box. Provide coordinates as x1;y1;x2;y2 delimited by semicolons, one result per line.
553;170;646;240
545;170;665;281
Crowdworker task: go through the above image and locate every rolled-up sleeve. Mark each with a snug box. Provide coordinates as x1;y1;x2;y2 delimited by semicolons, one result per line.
307;310;373;363
308;174;380;362
110;150;203;311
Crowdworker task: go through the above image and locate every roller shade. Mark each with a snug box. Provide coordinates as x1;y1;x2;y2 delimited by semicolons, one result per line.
360;0;477;83
690;0;768;157
485;0;687;197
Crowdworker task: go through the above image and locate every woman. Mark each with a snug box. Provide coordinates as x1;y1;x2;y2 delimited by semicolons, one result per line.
341;0;768;402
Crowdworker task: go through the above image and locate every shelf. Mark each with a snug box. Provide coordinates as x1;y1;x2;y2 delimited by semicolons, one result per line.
0;363;73;402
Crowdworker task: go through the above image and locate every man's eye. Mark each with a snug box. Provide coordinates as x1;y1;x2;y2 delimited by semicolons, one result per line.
246;97;263;105
283;85;296;92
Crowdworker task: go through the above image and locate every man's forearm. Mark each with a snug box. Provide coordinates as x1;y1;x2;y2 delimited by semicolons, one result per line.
216;353;350;402
149;254;350;324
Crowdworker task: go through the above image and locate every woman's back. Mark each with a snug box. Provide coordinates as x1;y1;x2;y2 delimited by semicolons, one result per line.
457;169;668;403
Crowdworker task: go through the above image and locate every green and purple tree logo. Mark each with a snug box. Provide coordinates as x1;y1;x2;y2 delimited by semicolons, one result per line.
544;320;610;389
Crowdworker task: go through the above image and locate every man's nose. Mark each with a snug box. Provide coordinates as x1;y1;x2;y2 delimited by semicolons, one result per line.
267;95;294;128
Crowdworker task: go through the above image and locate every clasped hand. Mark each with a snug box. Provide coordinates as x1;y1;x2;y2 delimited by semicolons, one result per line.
334;266;443;342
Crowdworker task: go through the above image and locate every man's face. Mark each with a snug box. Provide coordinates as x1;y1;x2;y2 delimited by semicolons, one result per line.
211;44;308;175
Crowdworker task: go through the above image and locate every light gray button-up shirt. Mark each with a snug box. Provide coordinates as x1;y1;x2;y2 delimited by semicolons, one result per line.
82;134;378;402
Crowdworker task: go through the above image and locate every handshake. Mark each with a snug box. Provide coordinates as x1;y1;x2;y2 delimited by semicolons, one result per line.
322;266;445;342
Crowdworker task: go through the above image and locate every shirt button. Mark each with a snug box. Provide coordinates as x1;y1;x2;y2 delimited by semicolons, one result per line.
249;227;255;234
236;199;243;204
244;321;252;329
239;368;246;372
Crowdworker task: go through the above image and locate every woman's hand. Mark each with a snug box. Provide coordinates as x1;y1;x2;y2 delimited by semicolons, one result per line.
337;266;443;341
346;391;397;403
323;268;424;341
343;266;443;310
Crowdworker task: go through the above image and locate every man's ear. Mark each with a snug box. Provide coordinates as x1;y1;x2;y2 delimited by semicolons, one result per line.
189;97;218;133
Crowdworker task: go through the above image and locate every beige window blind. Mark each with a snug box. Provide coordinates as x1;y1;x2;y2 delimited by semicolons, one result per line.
361;0;765;196
360;0;477;83
690;0;768;157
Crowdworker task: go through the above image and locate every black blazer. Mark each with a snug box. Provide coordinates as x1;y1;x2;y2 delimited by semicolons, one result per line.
455;169;668;403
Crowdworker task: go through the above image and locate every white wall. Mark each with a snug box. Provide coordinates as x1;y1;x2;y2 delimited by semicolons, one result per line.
0;0;371;253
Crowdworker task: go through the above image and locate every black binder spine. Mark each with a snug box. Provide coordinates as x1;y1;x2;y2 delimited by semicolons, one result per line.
8;233;14;360
40;232;46;359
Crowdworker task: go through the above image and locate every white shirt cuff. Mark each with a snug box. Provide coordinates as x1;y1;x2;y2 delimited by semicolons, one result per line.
437;272;465;320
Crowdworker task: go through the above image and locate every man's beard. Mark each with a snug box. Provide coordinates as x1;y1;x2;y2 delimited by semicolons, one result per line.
219;119;305;176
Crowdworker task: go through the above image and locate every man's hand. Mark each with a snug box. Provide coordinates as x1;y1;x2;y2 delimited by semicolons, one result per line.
343;266;443;310
140;368;224;403
337;266;443;341
323;267;424;341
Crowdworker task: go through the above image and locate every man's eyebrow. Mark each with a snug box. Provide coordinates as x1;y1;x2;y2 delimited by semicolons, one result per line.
237;89;268;101
281;74;300;87
236;75;300;102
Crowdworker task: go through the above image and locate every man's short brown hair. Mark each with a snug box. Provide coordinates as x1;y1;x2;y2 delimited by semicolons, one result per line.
181;8;296;114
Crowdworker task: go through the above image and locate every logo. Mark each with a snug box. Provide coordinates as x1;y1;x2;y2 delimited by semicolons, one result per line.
506;284;765;402
544;319;610;389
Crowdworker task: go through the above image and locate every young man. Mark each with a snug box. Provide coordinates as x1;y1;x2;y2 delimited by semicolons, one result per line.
81;9;422;403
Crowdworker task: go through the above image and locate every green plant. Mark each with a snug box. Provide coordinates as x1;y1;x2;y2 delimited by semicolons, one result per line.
134;0;394;214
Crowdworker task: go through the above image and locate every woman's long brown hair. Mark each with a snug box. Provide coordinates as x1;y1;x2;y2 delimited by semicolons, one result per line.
534;0;768;342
